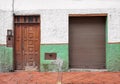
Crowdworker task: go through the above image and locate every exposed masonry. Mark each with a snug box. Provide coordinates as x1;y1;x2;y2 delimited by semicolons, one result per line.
0;8;120;44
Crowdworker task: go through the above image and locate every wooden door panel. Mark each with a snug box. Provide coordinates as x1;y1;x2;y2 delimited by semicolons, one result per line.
14;24;23;70
14;16;40;70
27;25;35;66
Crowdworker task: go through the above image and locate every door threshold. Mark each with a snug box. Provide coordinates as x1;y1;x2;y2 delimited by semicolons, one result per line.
69;68;107;72
14;70;25;72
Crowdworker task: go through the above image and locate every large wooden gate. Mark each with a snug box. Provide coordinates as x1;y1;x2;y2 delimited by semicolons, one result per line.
14;15;40;70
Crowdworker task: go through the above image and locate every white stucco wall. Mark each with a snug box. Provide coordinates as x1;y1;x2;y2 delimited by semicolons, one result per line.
0;10;13;44
0;0;120;10
0;0;120;44
0;8;120;44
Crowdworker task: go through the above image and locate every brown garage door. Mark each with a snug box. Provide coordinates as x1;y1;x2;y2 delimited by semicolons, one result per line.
69;16;106;69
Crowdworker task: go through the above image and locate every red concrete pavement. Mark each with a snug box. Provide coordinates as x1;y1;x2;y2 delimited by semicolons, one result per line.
0;71;120;84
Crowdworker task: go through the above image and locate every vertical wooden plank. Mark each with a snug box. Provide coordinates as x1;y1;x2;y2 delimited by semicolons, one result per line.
15;23;23;70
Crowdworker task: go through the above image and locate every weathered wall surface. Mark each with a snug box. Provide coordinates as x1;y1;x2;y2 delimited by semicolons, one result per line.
40;44;68;71
106;44;120;71
0;0;120;10
0;8;120;71
14;9;120;43
0;10;13;44
0;46;13;72
0;10;13;72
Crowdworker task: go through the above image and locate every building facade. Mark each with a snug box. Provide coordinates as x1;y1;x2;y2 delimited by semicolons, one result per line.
0;0;120;72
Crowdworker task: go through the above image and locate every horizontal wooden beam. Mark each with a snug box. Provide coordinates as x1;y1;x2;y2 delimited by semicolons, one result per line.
14;14;40;16
69;14;108;17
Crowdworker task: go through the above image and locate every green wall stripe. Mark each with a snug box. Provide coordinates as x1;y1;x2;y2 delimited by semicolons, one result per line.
40;44;68;71
0;46;13;72
106;44;120;71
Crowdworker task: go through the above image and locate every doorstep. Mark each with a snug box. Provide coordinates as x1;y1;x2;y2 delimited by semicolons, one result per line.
69;68;107;72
